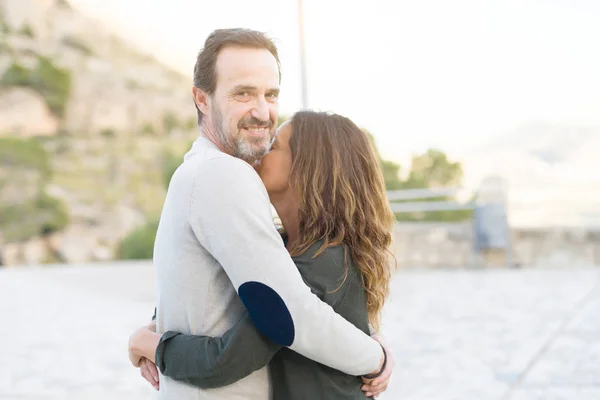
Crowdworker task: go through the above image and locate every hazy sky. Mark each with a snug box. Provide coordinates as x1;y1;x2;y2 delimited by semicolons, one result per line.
70;0;600;165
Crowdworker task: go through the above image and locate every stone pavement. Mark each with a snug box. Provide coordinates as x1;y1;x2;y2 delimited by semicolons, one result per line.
1;263;598;400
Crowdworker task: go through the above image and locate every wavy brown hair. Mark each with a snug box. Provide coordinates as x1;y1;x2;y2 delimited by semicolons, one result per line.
287;111;396;330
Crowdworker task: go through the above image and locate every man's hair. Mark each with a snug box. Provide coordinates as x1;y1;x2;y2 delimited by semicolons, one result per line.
193;28;281;124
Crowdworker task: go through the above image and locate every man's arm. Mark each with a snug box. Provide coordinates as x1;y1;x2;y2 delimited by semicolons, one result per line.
189;157;383;376
155;312;282;388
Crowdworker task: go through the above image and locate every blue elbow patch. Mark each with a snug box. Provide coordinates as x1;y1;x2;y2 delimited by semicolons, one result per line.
238;281;295;346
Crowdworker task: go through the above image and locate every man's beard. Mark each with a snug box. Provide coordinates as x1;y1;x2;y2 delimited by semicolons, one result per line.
212;106;274;162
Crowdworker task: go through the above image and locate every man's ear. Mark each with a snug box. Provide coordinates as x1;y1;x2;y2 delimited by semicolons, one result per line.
192;86;209;117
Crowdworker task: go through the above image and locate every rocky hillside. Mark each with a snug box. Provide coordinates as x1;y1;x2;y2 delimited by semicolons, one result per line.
0;0;198;265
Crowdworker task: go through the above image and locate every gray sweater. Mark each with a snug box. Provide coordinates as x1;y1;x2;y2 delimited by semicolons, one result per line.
152;136;381;399
156;241;371;400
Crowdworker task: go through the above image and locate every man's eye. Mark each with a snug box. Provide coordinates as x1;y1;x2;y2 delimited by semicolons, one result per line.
234;92;252;102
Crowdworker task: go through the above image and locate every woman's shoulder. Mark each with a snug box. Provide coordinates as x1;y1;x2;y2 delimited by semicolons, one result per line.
292;241;359;288
293;240;345;266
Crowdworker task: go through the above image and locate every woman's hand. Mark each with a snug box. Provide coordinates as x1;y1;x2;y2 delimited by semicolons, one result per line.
139;357;160;391
128;323;160;366
361;334;394;398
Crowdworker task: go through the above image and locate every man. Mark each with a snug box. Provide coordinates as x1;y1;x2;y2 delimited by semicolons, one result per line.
131;28;392;399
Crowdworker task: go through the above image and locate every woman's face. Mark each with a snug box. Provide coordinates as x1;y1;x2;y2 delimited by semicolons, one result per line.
257;121;293;197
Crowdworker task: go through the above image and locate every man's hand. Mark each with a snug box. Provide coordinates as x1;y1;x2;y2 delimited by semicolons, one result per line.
140;357;160;391
361;335;394;398
128;322;160;367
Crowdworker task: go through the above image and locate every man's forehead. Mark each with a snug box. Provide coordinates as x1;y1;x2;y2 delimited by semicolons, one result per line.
215;46;280;89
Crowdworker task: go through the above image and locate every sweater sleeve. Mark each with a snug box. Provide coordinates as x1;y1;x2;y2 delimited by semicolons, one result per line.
188;157;382;376
155;311;282;388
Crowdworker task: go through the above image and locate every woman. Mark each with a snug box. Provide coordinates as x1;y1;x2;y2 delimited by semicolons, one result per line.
129;111;396;399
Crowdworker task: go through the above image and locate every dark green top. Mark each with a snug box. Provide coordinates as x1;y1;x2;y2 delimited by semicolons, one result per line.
155;240;371;399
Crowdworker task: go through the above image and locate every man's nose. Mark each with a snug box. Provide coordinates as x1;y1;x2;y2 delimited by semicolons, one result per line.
250;97;270;122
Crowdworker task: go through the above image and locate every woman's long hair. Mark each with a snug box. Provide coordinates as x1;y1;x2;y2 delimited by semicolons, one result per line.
287;111;396;330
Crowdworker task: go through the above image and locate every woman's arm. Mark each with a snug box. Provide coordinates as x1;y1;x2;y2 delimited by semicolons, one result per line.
129;311;282;389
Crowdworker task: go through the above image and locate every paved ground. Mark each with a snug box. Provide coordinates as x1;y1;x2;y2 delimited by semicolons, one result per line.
1;262;599;400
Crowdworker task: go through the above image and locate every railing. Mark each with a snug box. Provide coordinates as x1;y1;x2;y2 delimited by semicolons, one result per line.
386;187;474;213
386;183;513;267
386;179;600;267
387;182;600;228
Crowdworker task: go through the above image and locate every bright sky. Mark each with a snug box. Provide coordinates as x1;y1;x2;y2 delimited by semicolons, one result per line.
70;0;600;165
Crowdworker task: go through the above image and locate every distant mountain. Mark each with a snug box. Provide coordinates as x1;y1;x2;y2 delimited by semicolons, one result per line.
461;123;600;227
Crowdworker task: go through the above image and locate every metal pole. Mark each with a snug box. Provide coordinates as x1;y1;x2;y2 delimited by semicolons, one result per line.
298;0;308;109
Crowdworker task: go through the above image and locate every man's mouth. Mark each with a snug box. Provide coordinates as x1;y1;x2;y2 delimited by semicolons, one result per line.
242;126;269;136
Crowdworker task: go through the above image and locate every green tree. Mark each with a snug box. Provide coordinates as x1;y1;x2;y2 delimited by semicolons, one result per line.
367;133;470;222
380;159;404;190
403;148;463;189
364;129;404;190
393;149;471;222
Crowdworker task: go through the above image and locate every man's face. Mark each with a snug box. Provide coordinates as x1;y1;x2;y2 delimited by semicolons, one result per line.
208;46;280;162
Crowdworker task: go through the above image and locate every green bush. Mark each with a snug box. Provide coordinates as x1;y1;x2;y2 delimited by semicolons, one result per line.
118;219;159;260
1;62;31;86
0;56;72;118
37;193;70;235
126;79;141;90
141;122;155;135
118;141;193;259
19;24;34;38
184;117;197;131
35;56;71;117
161;140;195;188
0;137;51;180
161;149;183;190
56;0;72;8
100;128;116;138
0;193;69;242
0;137;68;242
0;40;10;54
118;141;194;259
0;11;9;35
62;36;93;56
163;112;179;133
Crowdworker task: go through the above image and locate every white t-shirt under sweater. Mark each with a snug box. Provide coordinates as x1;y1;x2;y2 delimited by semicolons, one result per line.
153;136;382;399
